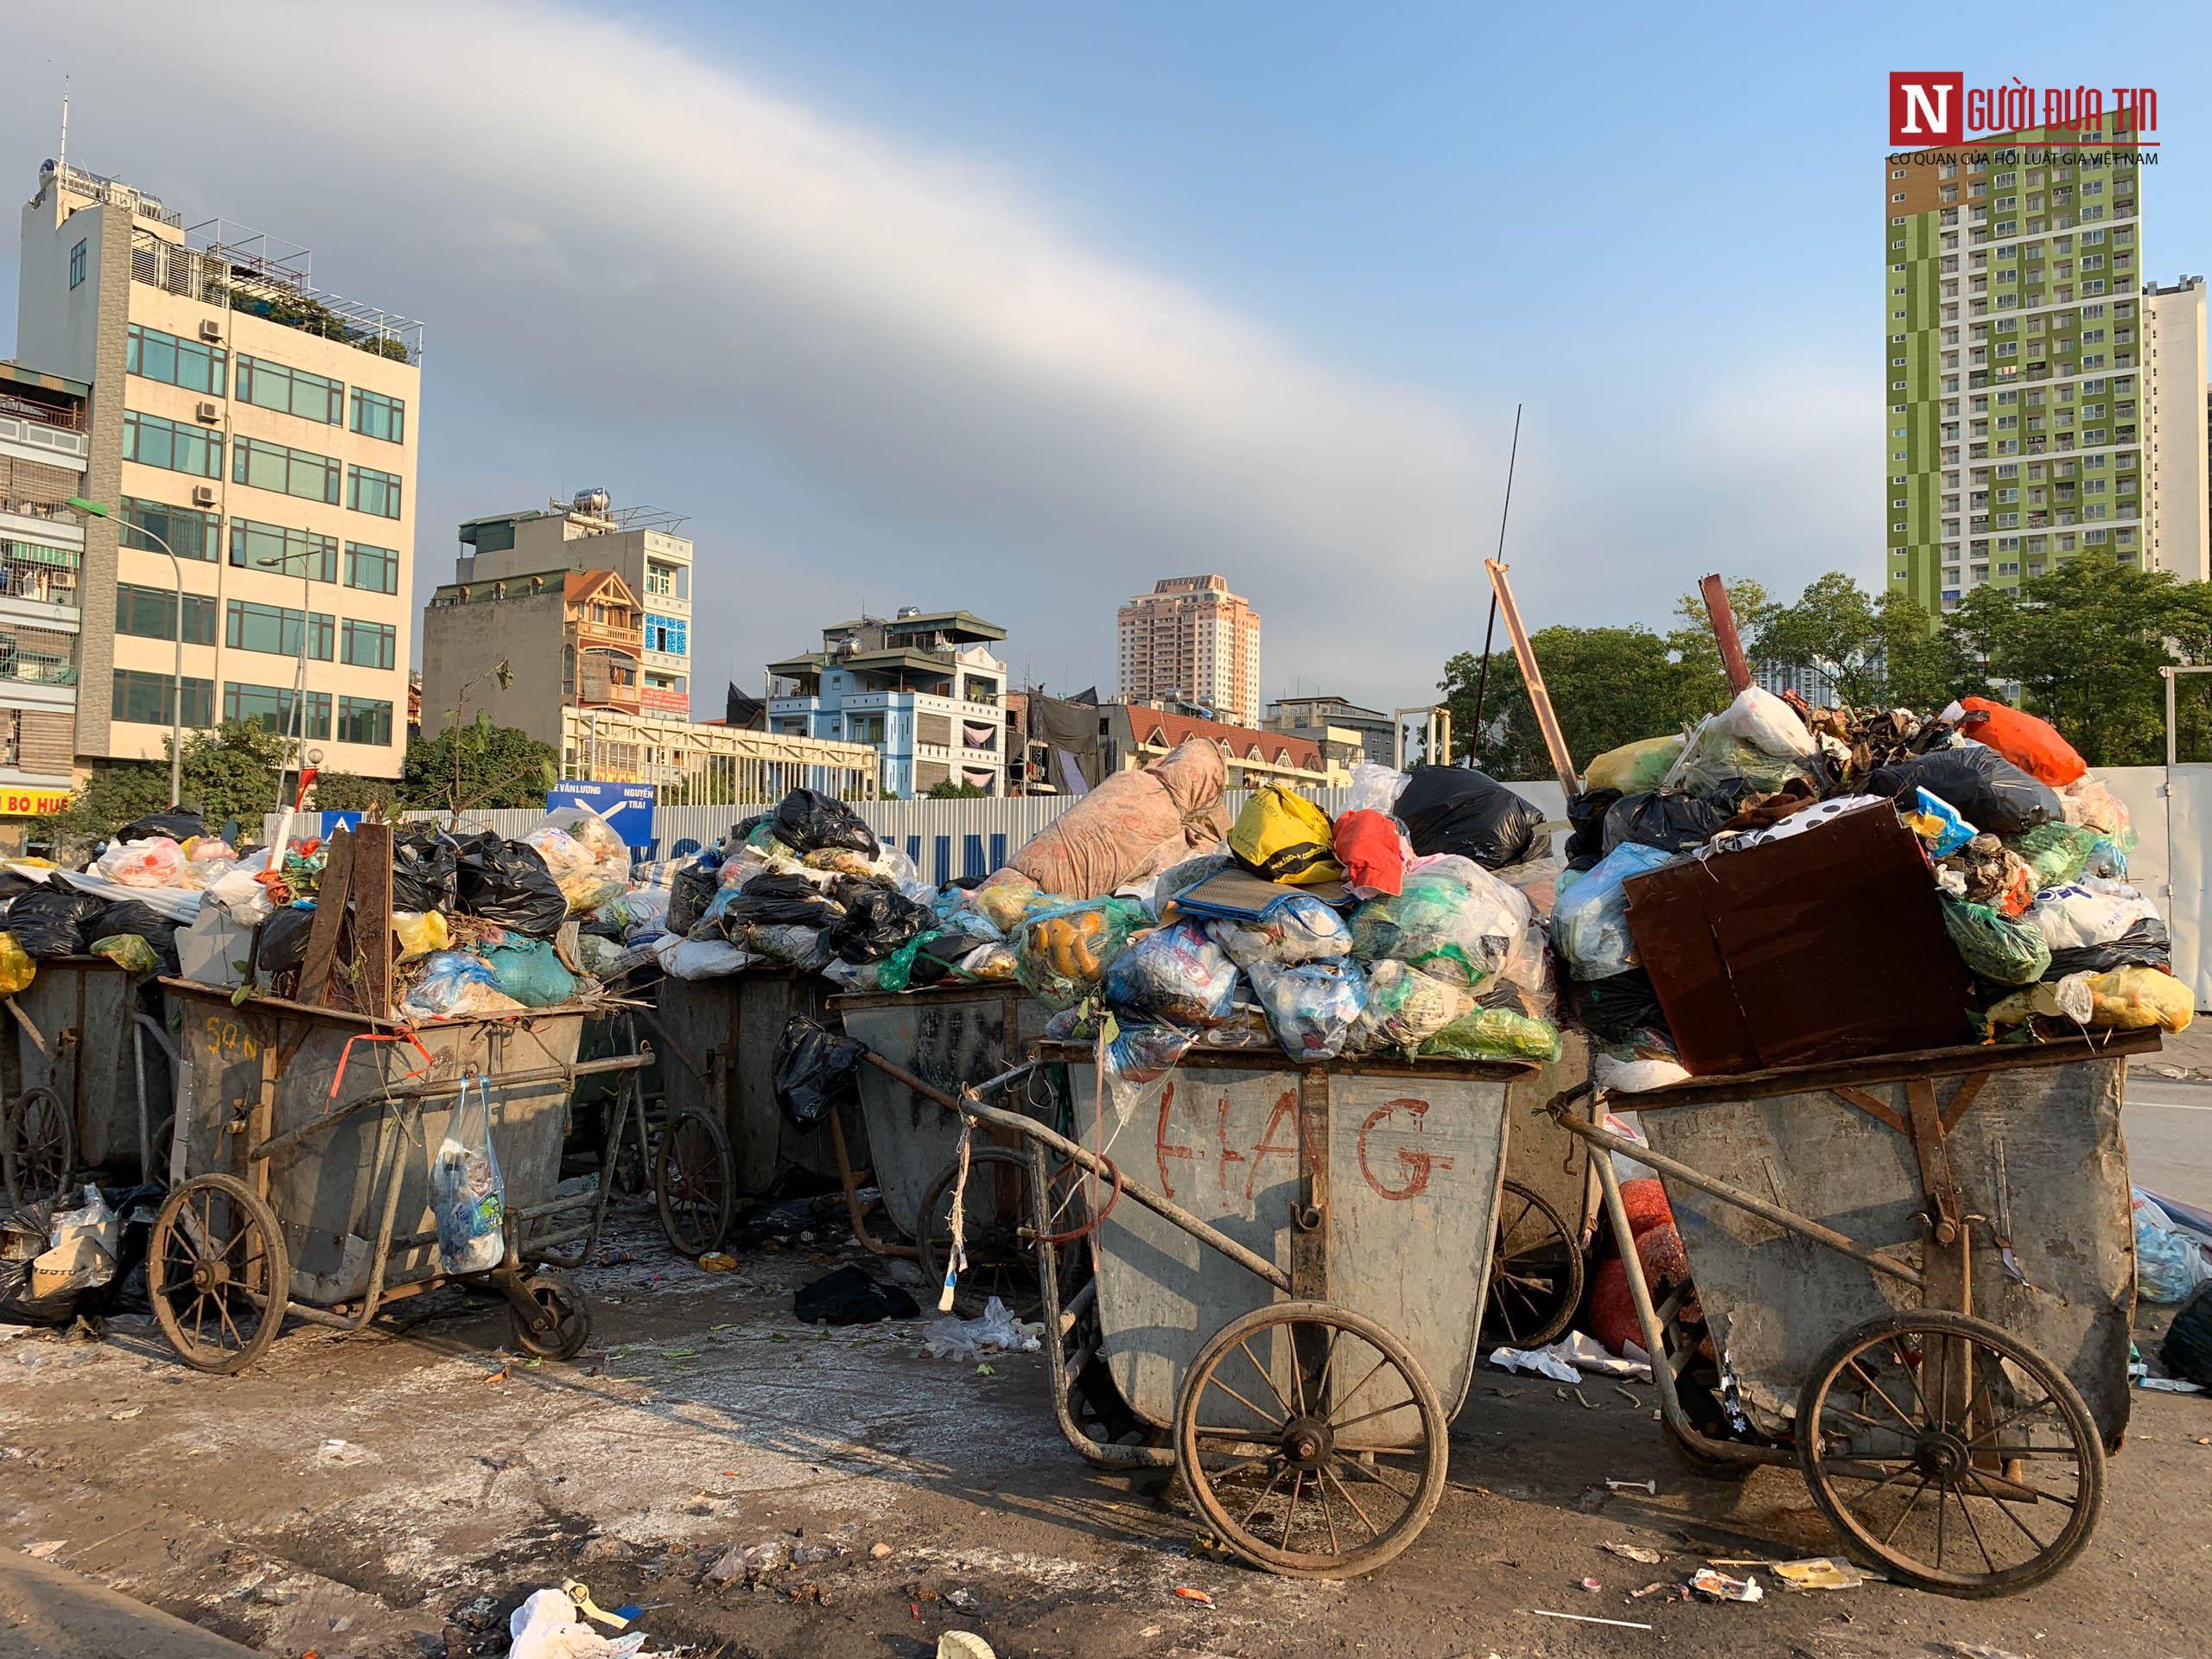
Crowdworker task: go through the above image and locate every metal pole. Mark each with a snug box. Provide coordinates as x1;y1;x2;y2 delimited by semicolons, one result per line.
1467;404;1522;764
2166;667;2177;768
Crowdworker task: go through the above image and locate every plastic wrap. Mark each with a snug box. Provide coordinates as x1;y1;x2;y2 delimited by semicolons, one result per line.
823;886;935;964
87;934;161;976
1349;857;1530;988
1421;1006;1561;1063
1667;725;1818;807
2047;918;2172;976
403;951;528;1019
1207;893;1354;969
1600;791;1725;855
1343;761;1410;817
1708;685;1817;760
454;835;569;937
430;1078;505;1274
1353;959;1476;1055
88;899;177;973
668;861;720;937
94;836;186;888
1008;737;1228;899
2059;777;2133;839
2085;965;2192;1033
772;1014;867;1131
2029;880;2162;951
1247;958;1368;1062
1013;899;1147;1010
1549;841;1674;981
0;932;32;995
1956;696;2087;787
117;810;205;843
654;935;757;980
1103;920;1239;1027
2007;821;2100;892
972;869;1055;933
4;887;111;958
1332;808;1408;899
483;938;579;1007
1901;787;1975;857
391;824;459;913
1584;734;1686;795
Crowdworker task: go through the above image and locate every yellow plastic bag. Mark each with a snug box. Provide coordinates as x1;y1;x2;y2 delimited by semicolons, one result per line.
87;933;160;976
392;910;451;958
0;931;33;995
1584;734;1685;795
1228;785;1342;887
2086;966;2193;1033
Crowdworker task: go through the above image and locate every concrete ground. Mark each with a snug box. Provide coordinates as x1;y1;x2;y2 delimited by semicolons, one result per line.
3;1177;2211;1659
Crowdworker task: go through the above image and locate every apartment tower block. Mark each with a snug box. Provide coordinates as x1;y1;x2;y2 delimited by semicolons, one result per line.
1116;575;1261;728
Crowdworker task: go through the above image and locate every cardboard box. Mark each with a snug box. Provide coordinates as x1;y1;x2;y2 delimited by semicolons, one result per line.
1624;803;1968;1075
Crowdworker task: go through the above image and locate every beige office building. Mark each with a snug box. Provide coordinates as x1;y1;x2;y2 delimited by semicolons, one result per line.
1116;575;1261;728
14;160;420;776
2144;276;2210;582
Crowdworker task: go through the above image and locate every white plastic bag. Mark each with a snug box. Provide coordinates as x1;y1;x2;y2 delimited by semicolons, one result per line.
2027;880;2161;951
96;836;187;888
1709;685;1817;760
507;1587;643;1659
1344;760;1410;817
653;933;757;980
430;1077;505;1274
922;1294;1043;1360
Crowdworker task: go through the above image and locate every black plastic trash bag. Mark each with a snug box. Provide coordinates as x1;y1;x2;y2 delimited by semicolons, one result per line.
453;834;569;937
772;788;879;858
772;1014;867;1131
1563;788;1621;873
92;899;181;973
4;886;111;958
256;906;316;983
1394;767;1549;869
2164;1284;2212;1388
823;886;934;964
1602;791;1726;856
1868;746;2060;839
668;861;721;937
116;810;205;843
1567;967;1672;1045
2047;917;2172;977
392;823;459;914
793;1263;919;1325
721;874;842;931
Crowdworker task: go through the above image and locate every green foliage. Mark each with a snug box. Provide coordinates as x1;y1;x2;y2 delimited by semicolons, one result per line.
924;779;990;799
35;721;296;841
1758;574;1974;711
311;769;401;812
401;716;560;816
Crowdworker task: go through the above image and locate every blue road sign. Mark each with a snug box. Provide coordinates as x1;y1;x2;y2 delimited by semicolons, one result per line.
546;782;658;852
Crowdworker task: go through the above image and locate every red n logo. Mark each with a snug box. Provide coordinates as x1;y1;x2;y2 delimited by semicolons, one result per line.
1891;73;1963;145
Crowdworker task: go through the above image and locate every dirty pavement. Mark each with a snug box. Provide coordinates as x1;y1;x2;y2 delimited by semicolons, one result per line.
3;1205;2208;1659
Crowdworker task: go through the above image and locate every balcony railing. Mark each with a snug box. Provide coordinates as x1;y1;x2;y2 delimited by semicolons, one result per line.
0;654;77;686
0;563;78;607
0;391;84;435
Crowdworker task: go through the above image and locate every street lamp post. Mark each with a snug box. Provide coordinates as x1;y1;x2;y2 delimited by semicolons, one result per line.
67;497;185;810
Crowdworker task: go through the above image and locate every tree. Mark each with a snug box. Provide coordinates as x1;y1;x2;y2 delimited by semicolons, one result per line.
311;769;402;812
925;779;989;799
1757;573;1977;710
400;717;560;817
36;721;300;843
1667;577;1776;714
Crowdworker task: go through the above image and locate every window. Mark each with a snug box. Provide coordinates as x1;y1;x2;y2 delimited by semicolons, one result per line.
340;618;395;669
126;324;226;394
336;696;392;747
235;355;342;424
347;465;402;518
116;583;217;645
112;669;213;728
232;435;339;502
343;541;398;594
118;497;219;562
123;411;221;478
68;239;86;288
223;682;331;740
645;613;688;655
347;387;404;444
645;562;676;595
225;600;334;660
230;519;337;582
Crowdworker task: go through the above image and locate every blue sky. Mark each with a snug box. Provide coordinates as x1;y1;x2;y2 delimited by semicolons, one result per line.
5;2;2206;714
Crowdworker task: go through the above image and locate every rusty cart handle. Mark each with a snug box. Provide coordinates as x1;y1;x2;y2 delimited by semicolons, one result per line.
855;1047;1294;1294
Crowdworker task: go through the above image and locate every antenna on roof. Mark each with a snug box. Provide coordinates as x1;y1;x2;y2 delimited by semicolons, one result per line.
58;78;67;177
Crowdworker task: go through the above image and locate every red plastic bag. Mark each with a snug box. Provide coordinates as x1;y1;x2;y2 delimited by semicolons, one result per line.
1958;696;2087;787
1332;809;1406;897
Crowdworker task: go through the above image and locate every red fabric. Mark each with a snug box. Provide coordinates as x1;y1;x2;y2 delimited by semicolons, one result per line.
1332;809;1406;896
1588;1223;1696;1360
1959;696;2087;787
1618;1178;1675;1240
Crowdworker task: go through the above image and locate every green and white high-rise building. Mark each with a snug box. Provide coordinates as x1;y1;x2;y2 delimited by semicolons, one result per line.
1883;111;2204;613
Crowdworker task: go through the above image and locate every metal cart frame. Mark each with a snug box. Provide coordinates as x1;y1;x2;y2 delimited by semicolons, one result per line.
1553;1027;2160;1597
1;959;181;1205
148;981;652;1374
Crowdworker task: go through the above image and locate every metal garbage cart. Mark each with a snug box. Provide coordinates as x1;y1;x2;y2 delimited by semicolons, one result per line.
1484;1027;1595;1351
849;1034;1534;1578
1;958;178;1205
1553;1028;2159;1596
149;979;652;1375
829;982;1058;1294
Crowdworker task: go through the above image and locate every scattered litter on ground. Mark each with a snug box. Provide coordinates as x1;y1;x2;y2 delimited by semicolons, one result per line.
1601;1541;1662;1565
1605;1478;1656;1495
315;1438;372;1466
1773;1556;1867;1591
697;1252;738;1272
22;1540;65;1560
1689;1567;1764;1603
1489;1331;1652;1384
1578;1575;1602;1592
1529;1609;1655;1631
922;1297;1043;1360
936;1634;998;1659
1173;1586;1215;1605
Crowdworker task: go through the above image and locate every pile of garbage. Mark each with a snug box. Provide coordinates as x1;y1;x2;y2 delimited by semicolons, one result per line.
1554;685;2186;1088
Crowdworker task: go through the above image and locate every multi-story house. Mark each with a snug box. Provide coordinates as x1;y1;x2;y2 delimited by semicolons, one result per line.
419;567;645;747
14;160;421;777
767;609;1008;796
0;362;90;831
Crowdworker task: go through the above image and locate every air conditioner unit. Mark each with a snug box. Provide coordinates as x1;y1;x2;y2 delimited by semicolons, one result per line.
194;401;219;423
191;485;218;506
198;320;223;343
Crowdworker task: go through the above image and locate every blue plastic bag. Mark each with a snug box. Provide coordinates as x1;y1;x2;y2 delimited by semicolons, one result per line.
431;1076;505;1274
1911;788;1975;856
484;938;579;1007
1549;841;1675;981
1248;959;1369;1063
1104;920;1239;1027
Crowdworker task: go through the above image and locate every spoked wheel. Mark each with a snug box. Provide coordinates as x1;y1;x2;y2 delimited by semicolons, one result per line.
1480;1179;1584;1350
1173;1301;1447;1578
1796;1310;2105;1596
509;1267;593;1360
918;1147;1058;1319
3;1087;74;1209
654;1107;734;1257
147;1113;177;1190
149;1174;290;1375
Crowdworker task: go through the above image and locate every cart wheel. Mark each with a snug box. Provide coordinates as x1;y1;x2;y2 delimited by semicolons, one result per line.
148;1113;177;1190
918;1147;1048;1319
1796;1310;2105;1597
149;1174;289;1376
654;1107;734;1257
510;1268;593;1360
1480;1179;1584;1351
1173;1301;1447;1579
2;1087;74;1209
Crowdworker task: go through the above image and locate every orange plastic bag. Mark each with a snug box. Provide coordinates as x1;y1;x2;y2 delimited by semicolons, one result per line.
1958;696;2086;787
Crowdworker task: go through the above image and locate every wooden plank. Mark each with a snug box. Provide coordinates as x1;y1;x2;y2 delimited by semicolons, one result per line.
348;820;395;1020
1484;558;1580;791
1624;1027;2164;1110
296;829;356;1011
